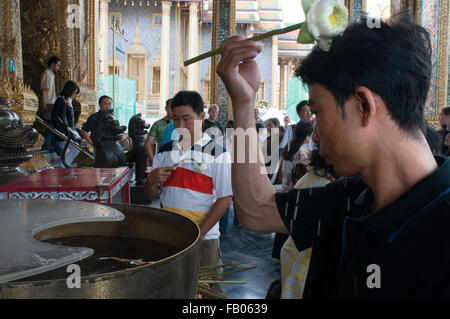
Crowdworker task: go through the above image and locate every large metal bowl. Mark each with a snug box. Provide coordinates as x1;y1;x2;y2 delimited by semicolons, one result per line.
0;203;200;299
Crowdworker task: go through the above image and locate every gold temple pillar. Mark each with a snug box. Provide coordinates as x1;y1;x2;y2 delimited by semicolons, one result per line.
209;0;236;123
0;0;39;129
396;0;449;126
19;0;99;130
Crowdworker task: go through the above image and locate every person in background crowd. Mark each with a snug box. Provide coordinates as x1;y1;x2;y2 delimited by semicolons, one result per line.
80;95;112;146
203;104;225;138
281;140;340;299
280;121;314;192
145;91;232;269
426;125;442;155
40;56;61;152
144;98;173;166
263;118;284;182
438;106;450;156
51;80;81;166
218;120;235;234
255;108;264;126
279;100;312;150
284;116;291;131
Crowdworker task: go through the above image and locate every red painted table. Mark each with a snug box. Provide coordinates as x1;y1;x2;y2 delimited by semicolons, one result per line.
0;167;130;204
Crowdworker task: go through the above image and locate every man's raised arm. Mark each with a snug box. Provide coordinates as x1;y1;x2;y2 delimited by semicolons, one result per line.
216;36;287;234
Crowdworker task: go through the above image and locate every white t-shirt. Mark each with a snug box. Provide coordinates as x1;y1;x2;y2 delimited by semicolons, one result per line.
40;69;57;105
151;134;233;240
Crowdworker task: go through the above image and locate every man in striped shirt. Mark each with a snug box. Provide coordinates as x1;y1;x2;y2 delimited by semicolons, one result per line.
145;91;233;267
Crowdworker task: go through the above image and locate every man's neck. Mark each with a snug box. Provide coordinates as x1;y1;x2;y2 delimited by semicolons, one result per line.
360;135;438;212
180;132;204;152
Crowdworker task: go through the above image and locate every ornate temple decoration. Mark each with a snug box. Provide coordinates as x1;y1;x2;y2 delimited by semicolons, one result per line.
209;0;236;125
406;0;449;126
0;98;38;167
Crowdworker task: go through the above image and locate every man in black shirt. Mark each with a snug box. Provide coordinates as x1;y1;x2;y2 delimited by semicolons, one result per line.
216;16;450;298
80;95;112;145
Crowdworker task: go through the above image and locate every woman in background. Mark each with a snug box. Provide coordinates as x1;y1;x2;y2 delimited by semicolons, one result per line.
280;121;314;192
280;133;340;299
51;80;80;165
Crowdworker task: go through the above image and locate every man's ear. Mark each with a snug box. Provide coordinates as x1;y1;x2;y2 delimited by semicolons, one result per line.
200;112;206;121
354;87;378;127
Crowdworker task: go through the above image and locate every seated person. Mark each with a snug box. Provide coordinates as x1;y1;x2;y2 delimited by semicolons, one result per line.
80;95;112;145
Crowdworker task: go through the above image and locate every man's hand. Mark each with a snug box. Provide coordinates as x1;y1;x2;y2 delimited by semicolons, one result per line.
144;166;176;199
216;35;263;106
147;167;176;185
40;101;47;112
40;89;48;112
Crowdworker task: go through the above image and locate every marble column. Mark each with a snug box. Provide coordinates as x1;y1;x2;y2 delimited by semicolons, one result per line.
159;1;171;116
271;36;279;108
188;2;199;92
279;61;285;110
99;0;110;76
173;3;181;94
287;59;293;82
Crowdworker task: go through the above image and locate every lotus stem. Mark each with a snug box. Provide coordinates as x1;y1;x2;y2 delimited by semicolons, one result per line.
200;266;257;278
199;280;247;284
198;287;228;299
184;22;304;66
199;261;252;270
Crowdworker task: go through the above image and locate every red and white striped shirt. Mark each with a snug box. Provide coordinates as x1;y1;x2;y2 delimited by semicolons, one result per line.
151;134;232;240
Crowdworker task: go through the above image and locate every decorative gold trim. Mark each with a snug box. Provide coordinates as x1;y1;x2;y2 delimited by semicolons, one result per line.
209;0;220;106
228;0;236;119
435;0;449;114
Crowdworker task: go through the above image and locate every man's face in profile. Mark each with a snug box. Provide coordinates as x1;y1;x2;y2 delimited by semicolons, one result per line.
51;61;61;72
439;110;450;129
308;84;363;177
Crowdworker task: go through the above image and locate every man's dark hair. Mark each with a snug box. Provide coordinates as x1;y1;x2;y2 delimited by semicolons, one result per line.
256;122;264;133
268;117;281;128
171;91;204;116
296;14;431;137
296;100;309;115
48;56;61;67
99;95;112;105
60;81;80;99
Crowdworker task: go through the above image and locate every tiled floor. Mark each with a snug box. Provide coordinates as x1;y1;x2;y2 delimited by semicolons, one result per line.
147;199;281;299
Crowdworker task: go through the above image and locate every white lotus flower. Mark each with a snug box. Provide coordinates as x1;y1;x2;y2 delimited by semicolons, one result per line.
194;160;208;173
300;0;348;51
